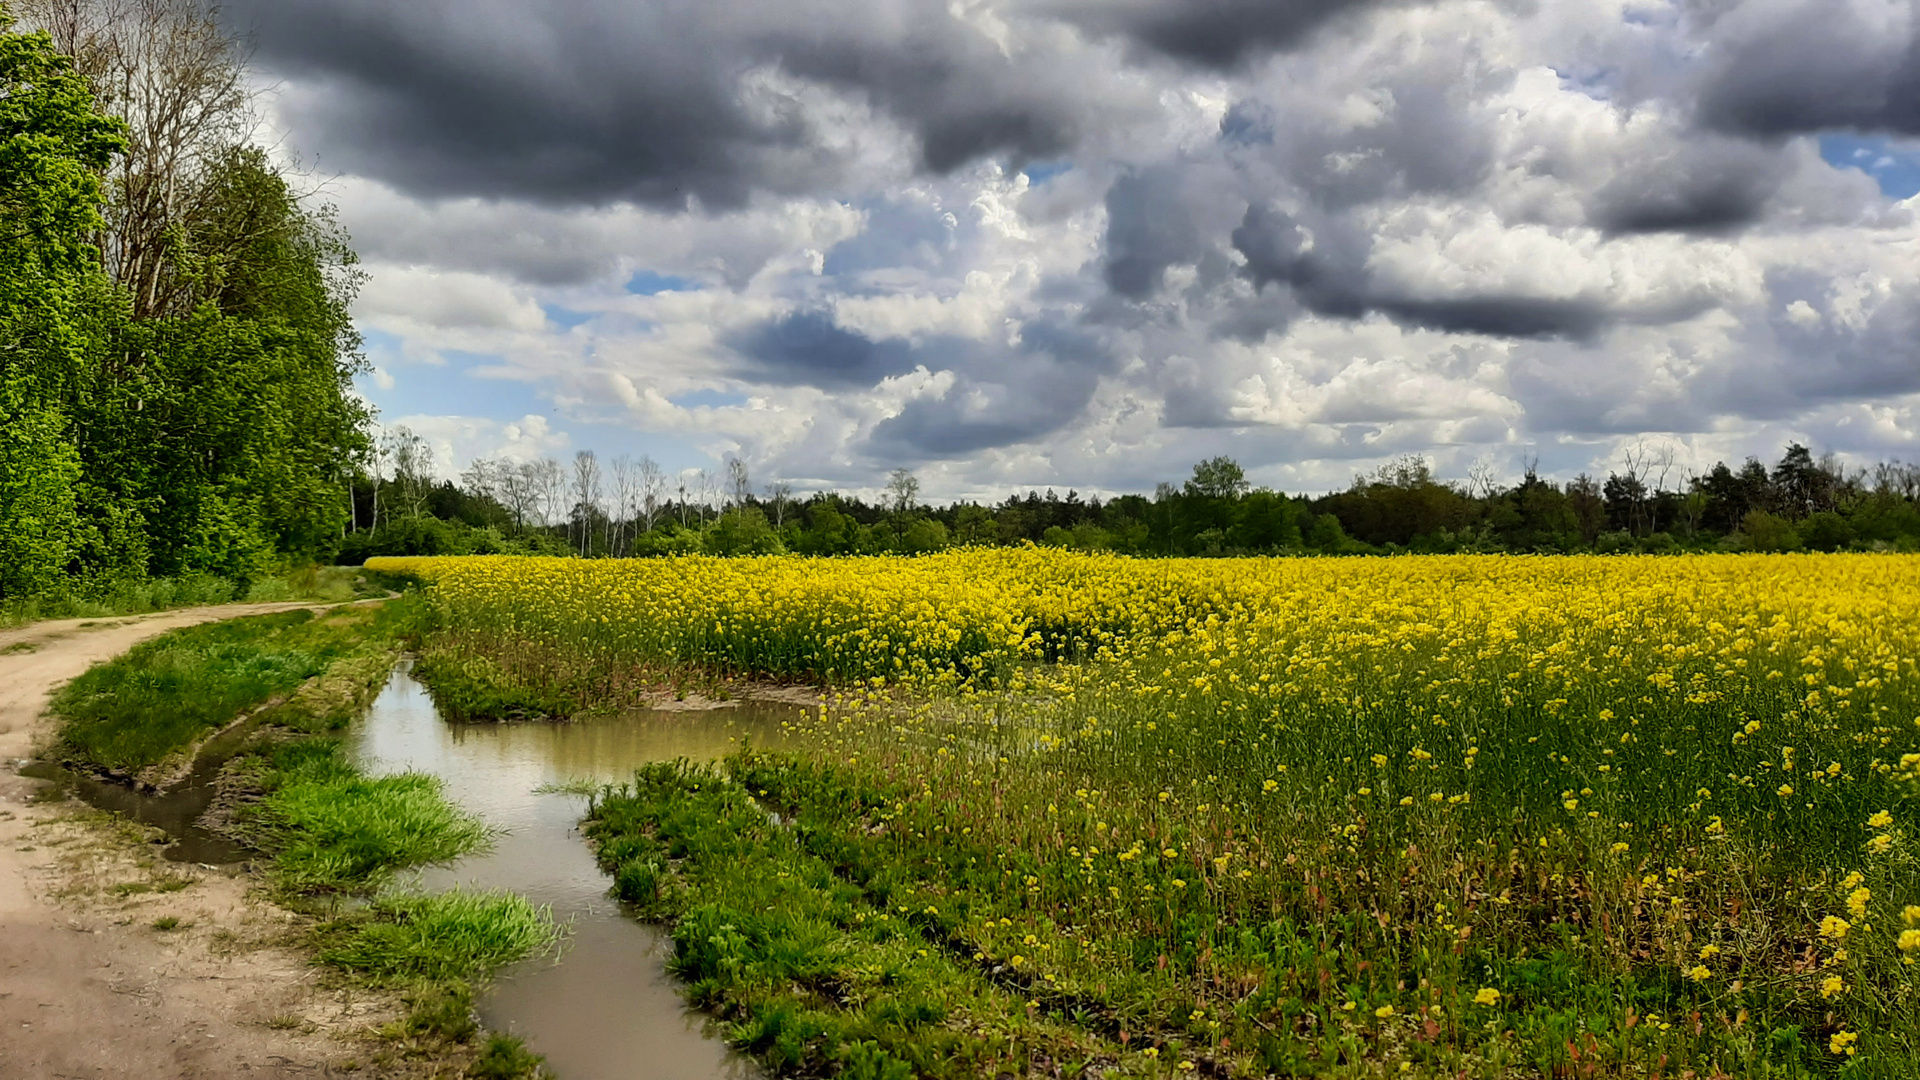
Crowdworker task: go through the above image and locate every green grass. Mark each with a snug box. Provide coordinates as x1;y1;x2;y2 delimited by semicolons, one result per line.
319;889;558;983
52;608;358;771
0;565;382;629
585;761;1118;1079
237;740;491;895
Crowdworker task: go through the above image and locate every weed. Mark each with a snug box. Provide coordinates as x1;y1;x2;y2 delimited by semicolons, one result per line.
2;640;39;654
265;1013;303;1030
151;915;182;930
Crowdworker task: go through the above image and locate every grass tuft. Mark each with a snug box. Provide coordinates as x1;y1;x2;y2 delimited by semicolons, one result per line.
320;889;559;984
240;740;490;895
466;1033;547;1080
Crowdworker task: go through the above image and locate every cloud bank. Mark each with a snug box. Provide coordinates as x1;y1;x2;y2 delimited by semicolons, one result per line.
236;0;1920;496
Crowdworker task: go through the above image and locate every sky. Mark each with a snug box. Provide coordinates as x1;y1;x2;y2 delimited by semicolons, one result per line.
229;0;1920;500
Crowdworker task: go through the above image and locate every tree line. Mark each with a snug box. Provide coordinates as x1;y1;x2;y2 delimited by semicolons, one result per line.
1;1;366;602
337;442;1920;562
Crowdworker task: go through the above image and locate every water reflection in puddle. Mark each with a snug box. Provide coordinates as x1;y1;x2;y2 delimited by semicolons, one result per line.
352;662;798;1080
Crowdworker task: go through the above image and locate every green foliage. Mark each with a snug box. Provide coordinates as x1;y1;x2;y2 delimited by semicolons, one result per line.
0;20;124;598
0;564;380;629
336;517;527;564
318;888;556;983
1184;455;1250;499
705;507;784;556
0;20;369;602
397;982;479;1043
1742;510;1803;552
412;649;582;722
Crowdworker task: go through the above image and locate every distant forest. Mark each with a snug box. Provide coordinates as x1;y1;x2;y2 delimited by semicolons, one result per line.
341;440;1920;562
1;2;366;601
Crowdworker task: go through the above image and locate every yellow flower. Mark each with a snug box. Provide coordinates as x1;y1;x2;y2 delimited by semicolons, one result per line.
1142;1047;1159;1059
1867;833;1894;855
1776;784;1794;797
1820;975;1845;1000
1820;915;1851;941
1829;1030;1858;1056
1847;886;1871;921
1697;944;1720;960
1905;905;1920;927
1687;965;1711;982
1611;842;1630;854
1374;1004;1395;1019
1897;929;1920;954
1472;987;1500;1006
1868;810;1894;829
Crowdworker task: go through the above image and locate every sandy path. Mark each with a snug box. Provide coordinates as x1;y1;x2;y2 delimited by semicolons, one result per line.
0;602;398;1078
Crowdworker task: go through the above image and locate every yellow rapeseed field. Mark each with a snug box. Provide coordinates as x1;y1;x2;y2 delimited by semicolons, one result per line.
372;550;1920;1072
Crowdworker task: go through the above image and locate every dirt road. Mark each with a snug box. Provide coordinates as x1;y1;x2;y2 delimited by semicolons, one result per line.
0;604;398;1078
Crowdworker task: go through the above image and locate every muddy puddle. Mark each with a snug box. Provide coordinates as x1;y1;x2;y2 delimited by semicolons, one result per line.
23;725;252;864
352;663;798;1080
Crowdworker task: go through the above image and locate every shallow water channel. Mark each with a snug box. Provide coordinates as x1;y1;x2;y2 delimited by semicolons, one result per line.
351;663;799;1080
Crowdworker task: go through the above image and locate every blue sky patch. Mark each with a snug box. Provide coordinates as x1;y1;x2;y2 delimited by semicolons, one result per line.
625;269;697;295
362;347;547;422
542;303;595;329
1820;133;1920;199
1023;160;1073;186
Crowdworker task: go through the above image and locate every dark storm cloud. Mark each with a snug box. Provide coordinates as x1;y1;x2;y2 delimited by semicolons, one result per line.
226;0;1098;208
228;0;777;207
1690;2;1920;137
729;311;932;388
766;33;1080;173
1044;0;1387;69
1588;139;1791;235
1102;167;1209;297
1230;203;1611;340
730;308;1118;460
